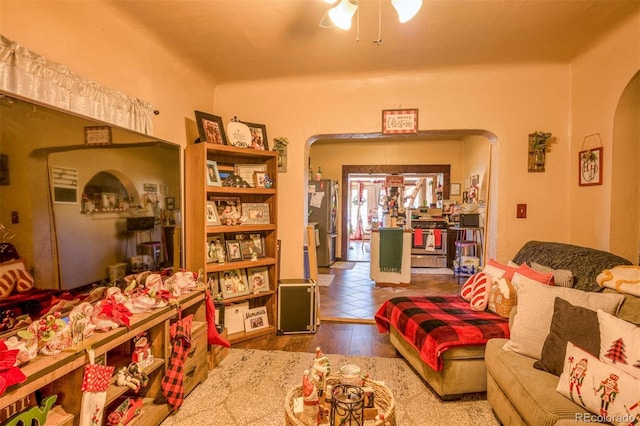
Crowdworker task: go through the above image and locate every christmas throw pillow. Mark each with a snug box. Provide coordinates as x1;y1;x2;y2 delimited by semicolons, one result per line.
597;309;640;379
460;272;486;302
487;277;517;318
469;272;492;311
557;342;640;425
0;259;34;296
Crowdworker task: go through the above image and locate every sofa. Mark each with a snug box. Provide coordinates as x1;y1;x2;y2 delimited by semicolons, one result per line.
486;241;640;426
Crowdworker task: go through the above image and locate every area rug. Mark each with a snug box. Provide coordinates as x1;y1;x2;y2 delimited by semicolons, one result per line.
160;348;498;426
330;261;356;269
411;267;454;275
317;274;334;287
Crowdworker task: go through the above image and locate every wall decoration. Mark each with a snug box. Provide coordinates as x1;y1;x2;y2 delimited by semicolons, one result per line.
450;183;461;196
273;137;289;172
527;131;555;172
381;108;418;134
195;111;227;145
51;165;78;204
84;125;112;145
579;146;603;186
165;196;175;210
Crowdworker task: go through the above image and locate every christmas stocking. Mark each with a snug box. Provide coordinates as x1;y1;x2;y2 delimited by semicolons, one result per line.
79;349;115;426
205;289;230;348
161;313;193;410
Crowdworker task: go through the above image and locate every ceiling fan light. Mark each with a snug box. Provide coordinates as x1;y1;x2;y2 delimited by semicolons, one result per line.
328;0;358;30
391;0;422;23
323;0;339;4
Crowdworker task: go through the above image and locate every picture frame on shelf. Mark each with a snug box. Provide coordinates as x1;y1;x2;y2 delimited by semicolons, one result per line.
206;200;221;226
236;233;265;259
234;164;267;188
226;240;243;262
195;111;227;145
241;121;269;150
210;196;242;225
206;160;222;186
206;233;226;264
242;203;270;224
247;266;270;293
254;171;268;188
219;269;250;299
244;306;269;332
579;147;603;186
207;271;219;293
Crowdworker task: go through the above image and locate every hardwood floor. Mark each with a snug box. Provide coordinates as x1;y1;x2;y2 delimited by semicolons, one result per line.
234;263;460;357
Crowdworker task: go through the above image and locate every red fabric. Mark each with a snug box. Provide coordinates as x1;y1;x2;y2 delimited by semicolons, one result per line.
413;228;423;246
161;314;193;410
516;263;555;285
0;341;26;395
434;229;442;247
99;297;133;327
486;258;519;281
375;295;509;371
469;273;492;311
205;289;230;348
82;363;115;392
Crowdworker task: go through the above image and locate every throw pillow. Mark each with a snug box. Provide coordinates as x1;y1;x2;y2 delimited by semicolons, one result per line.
597;265;640;297
488;277;517;318
460;272;485;302
0;259;34;294
533;297;600;376
469;272;492;311
557;342;640;426
531;261;574;288
597;309;640;379
483;258;519;281
503;281;624;360
516;262;554;285
511;272;549;292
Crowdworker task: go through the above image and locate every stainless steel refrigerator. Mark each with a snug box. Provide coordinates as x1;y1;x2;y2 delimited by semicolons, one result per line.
308;179;338;267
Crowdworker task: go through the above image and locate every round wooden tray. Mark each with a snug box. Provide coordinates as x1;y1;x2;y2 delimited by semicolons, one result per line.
284;376;395;426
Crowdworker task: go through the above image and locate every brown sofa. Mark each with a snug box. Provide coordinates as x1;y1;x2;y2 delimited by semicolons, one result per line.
486;241;639;426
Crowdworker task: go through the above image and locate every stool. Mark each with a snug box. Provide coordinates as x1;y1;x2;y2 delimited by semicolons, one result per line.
139;241;163;270
455;240;478;284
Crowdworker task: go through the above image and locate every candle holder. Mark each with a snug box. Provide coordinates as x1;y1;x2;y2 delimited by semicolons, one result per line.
330;384;364;426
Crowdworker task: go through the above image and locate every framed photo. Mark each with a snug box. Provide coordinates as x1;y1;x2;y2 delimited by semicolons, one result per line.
242;203;270;224
195;111;227;145
579;147;603;186
166;196;175;210
206;233;226;264
206;201;220;226
247;266;270;293
219;269;250;299
470;174;480;187
243;306;269;332
381;108;418;134
207;272;219;293
235;164;267;187
206;160;222;186
101;193;118;210
241;121;269;150
211;197;242;225
450;183;461;196
237;233;265;259
225;240;243;262
254;171;268;188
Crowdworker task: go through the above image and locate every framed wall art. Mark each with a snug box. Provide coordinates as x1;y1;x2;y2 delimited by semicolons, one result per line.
450;183;461;196
84;125;112;146
579;147;603;186
195;111;227;145
241;121;269;150
219;269;250;299
381;108;418;134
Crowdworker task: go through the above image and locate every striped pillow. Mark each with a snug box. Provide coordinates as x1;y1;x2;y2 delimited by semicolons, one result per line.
0;270;16;299
470;273;493;311
0;259;34;297
460;272;485;301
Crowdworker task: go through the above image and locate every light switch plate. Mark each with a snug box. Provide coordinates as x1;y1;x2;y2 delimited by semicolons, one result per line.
516;204;527;219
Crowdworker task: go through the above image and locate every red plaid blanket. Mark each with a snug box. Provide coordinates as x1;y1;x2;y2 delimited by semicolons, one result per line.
375;295;510;371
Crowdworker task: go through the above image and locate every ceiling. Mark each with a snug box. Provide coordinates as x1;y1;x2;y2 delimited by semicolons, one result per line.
109;0;639;84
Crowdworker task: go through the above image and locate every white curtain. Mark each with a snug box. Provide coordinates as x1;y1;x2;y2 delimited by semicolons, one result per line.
0;35;155;134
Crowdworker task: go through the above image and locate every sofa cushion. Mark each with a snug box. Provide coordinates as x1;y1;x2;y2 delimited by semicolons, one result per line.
531;262;574;288
597;309;640;379
469;273;492;311
486;338;585;426
483;258;518;281
511;241;632;292
516;263;554;285
504;281;624;360
557;342;640;426
488;277;517;318
533;297;600;376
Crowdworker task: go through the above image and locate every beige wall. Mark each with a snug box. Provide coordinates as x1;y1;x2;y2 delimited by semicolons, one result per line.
1;2;638;281
569;11;640;262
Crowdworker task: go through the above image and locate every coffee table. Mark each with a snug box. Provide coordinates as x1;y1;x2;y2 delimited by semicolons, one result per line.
284;376;396;425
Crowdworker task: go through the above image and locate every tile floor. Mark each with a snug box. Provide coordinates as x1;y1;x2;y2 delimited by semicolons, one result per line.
318;253;459;323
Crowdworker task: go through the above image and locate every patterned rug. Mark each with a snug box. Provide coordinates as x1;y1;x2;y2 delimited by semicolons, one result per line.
411;267;454;275
160;348;498;426
330;261;357;269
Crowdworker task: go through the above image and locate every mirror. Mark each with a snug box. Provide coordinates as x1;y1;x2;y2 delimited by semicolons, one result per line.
0;92;182;291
